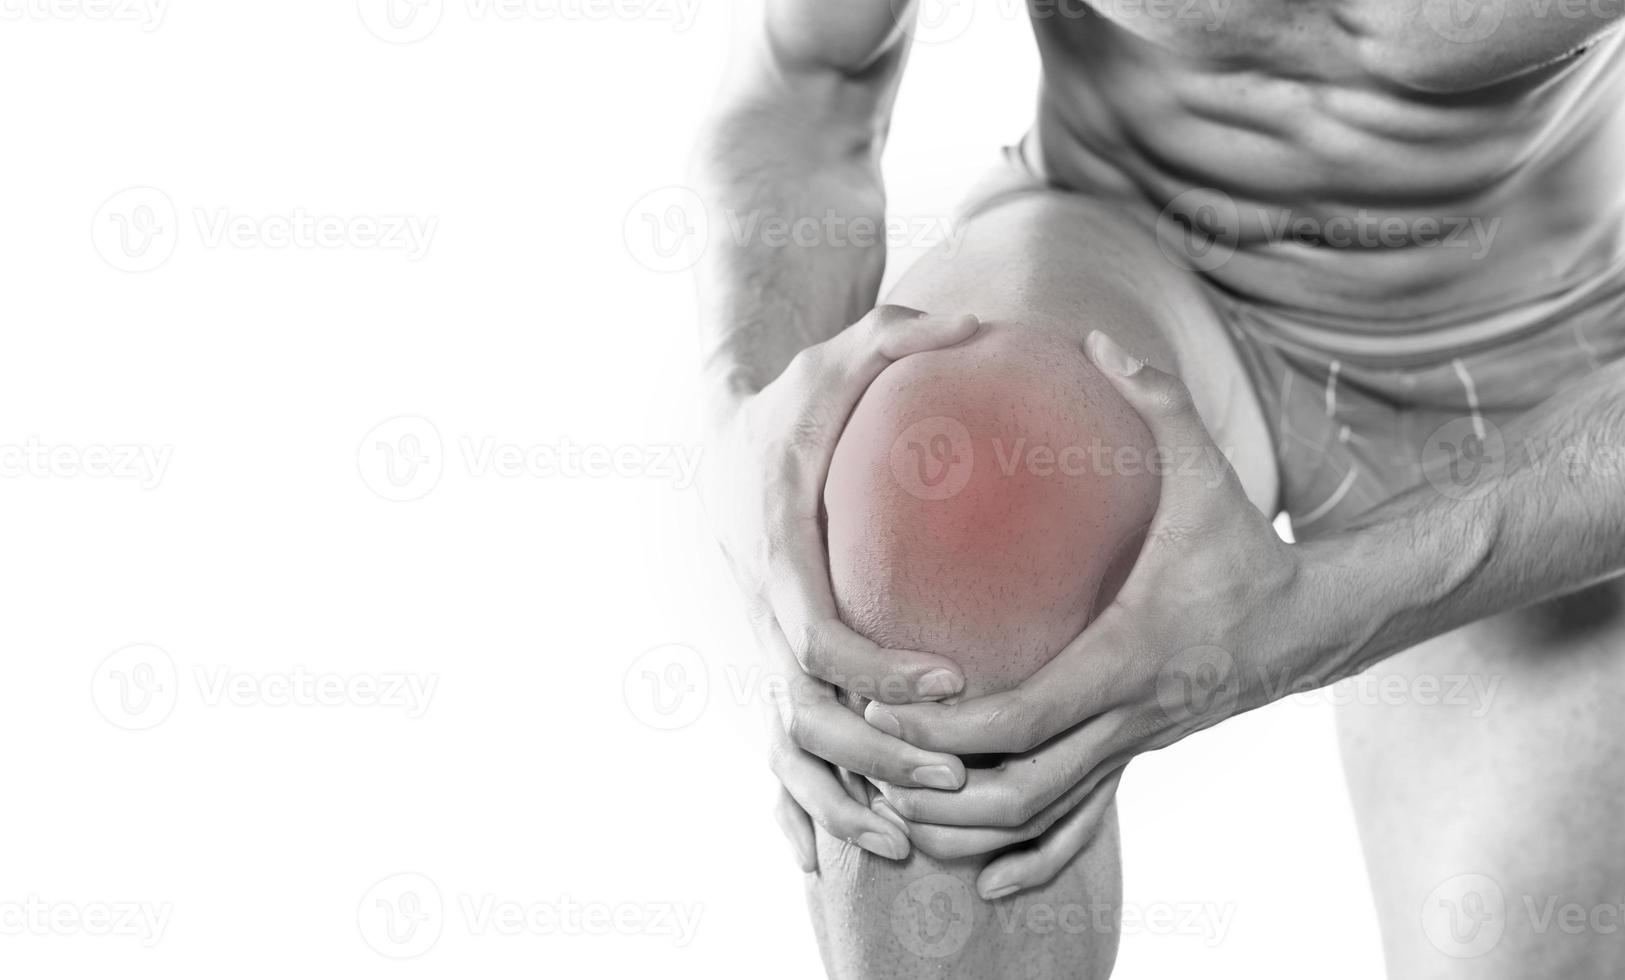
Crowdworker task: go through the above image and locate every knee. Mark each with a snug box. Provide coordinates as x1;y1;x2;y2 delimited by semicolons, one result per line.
824;325;1159;696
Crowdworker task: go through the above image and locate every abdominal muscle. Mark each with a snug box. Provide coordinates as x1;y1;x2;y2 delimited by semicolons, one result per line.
1028;5;1625;325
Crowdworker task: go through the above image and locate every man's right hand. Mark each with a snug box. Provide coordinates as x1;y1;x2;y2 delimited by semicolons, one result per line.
701;305;981;870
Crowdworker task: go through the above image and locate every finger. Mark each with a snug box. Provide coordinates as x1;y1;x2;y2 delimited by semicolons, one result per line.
824;305;981;399
764;307;979;501
890;758;1122;862
763;618;966;789
773;784;817;873
765;307;979;478
770;735;910;861
1084;330;1237;509
864;624;1133;753
786;694;968;789
764;525;966;702
975;768;1126;900
874;710;1131;826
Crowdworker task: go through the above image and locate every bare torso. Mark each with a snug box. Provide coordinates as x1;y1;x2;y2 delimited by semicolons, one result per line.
1028;0;1625;321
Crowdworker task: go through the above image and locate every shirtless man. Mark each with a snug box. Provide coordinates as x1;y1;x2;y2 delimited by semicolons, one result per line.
695;0;1625;976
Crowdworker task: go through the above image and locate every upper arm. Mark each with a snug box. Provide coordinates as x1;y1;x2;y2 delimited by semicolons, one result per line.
723;0;918;138
764;0;914;77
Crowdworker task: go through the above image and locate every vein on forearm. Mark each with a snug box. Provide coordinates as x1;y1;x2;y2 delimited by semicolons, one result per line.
1320;360;1625;674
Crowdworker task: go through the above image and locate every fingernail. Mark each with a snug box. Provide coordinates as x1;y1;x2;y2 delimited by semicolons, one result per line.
1088;331;1143;377
871;798;908;833
867;704;902;738
857;832;908;861
915;668;961;699
980;883;1020;901
912;764;962;790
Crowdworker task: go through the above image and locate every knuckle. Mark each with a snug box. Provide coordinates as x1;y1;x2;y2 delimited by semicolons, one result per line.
855;749;892;781
924;826;996;861
1152;374;1196;416
864;304;913;331
908;826;955;860
991;785;1033;828
785;346;824;386
791;621;831;678
765;740;794;777
884;790;921;822
818;806;869;843
781;704;814;749
782;410;831;464
985;703;1041;753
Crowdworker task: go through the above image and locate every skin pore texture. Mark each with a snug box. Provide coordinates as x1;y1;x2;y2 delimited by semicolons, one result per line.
808;326;1158;979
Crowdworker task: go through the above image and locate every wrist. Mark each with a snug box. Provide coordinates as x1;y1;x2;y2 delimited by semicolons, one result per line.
1290;532;1396;685
1292;495;1500;682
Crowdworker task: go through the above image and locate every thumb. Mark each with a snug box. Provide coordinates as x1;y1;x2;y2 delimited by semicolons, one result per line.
1085;330;1233;501
826;305;981;398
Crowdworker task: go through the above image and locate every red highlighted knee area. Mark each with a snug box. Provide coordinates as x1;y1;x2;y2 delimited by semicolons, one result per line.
824;327;1159;697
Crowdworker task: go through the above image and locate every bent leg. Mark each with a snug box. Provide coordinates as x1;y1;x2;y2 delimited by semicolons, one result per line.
1337;579;1625;978
807;188;1278;980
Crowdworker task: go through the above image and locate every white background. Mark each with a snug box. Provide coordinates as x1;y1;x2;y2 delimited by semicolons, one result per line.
0;0;1381;976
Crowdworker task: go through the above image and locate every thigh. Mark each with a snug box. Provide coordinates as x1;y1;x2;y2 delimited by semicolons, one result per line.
886;186;1279;512
1337;579;1625;978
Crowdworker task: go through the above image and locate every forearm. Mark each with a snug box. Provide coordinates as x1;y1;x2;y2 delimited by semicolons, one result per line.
691;41;901;404
1301;359;1625;681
